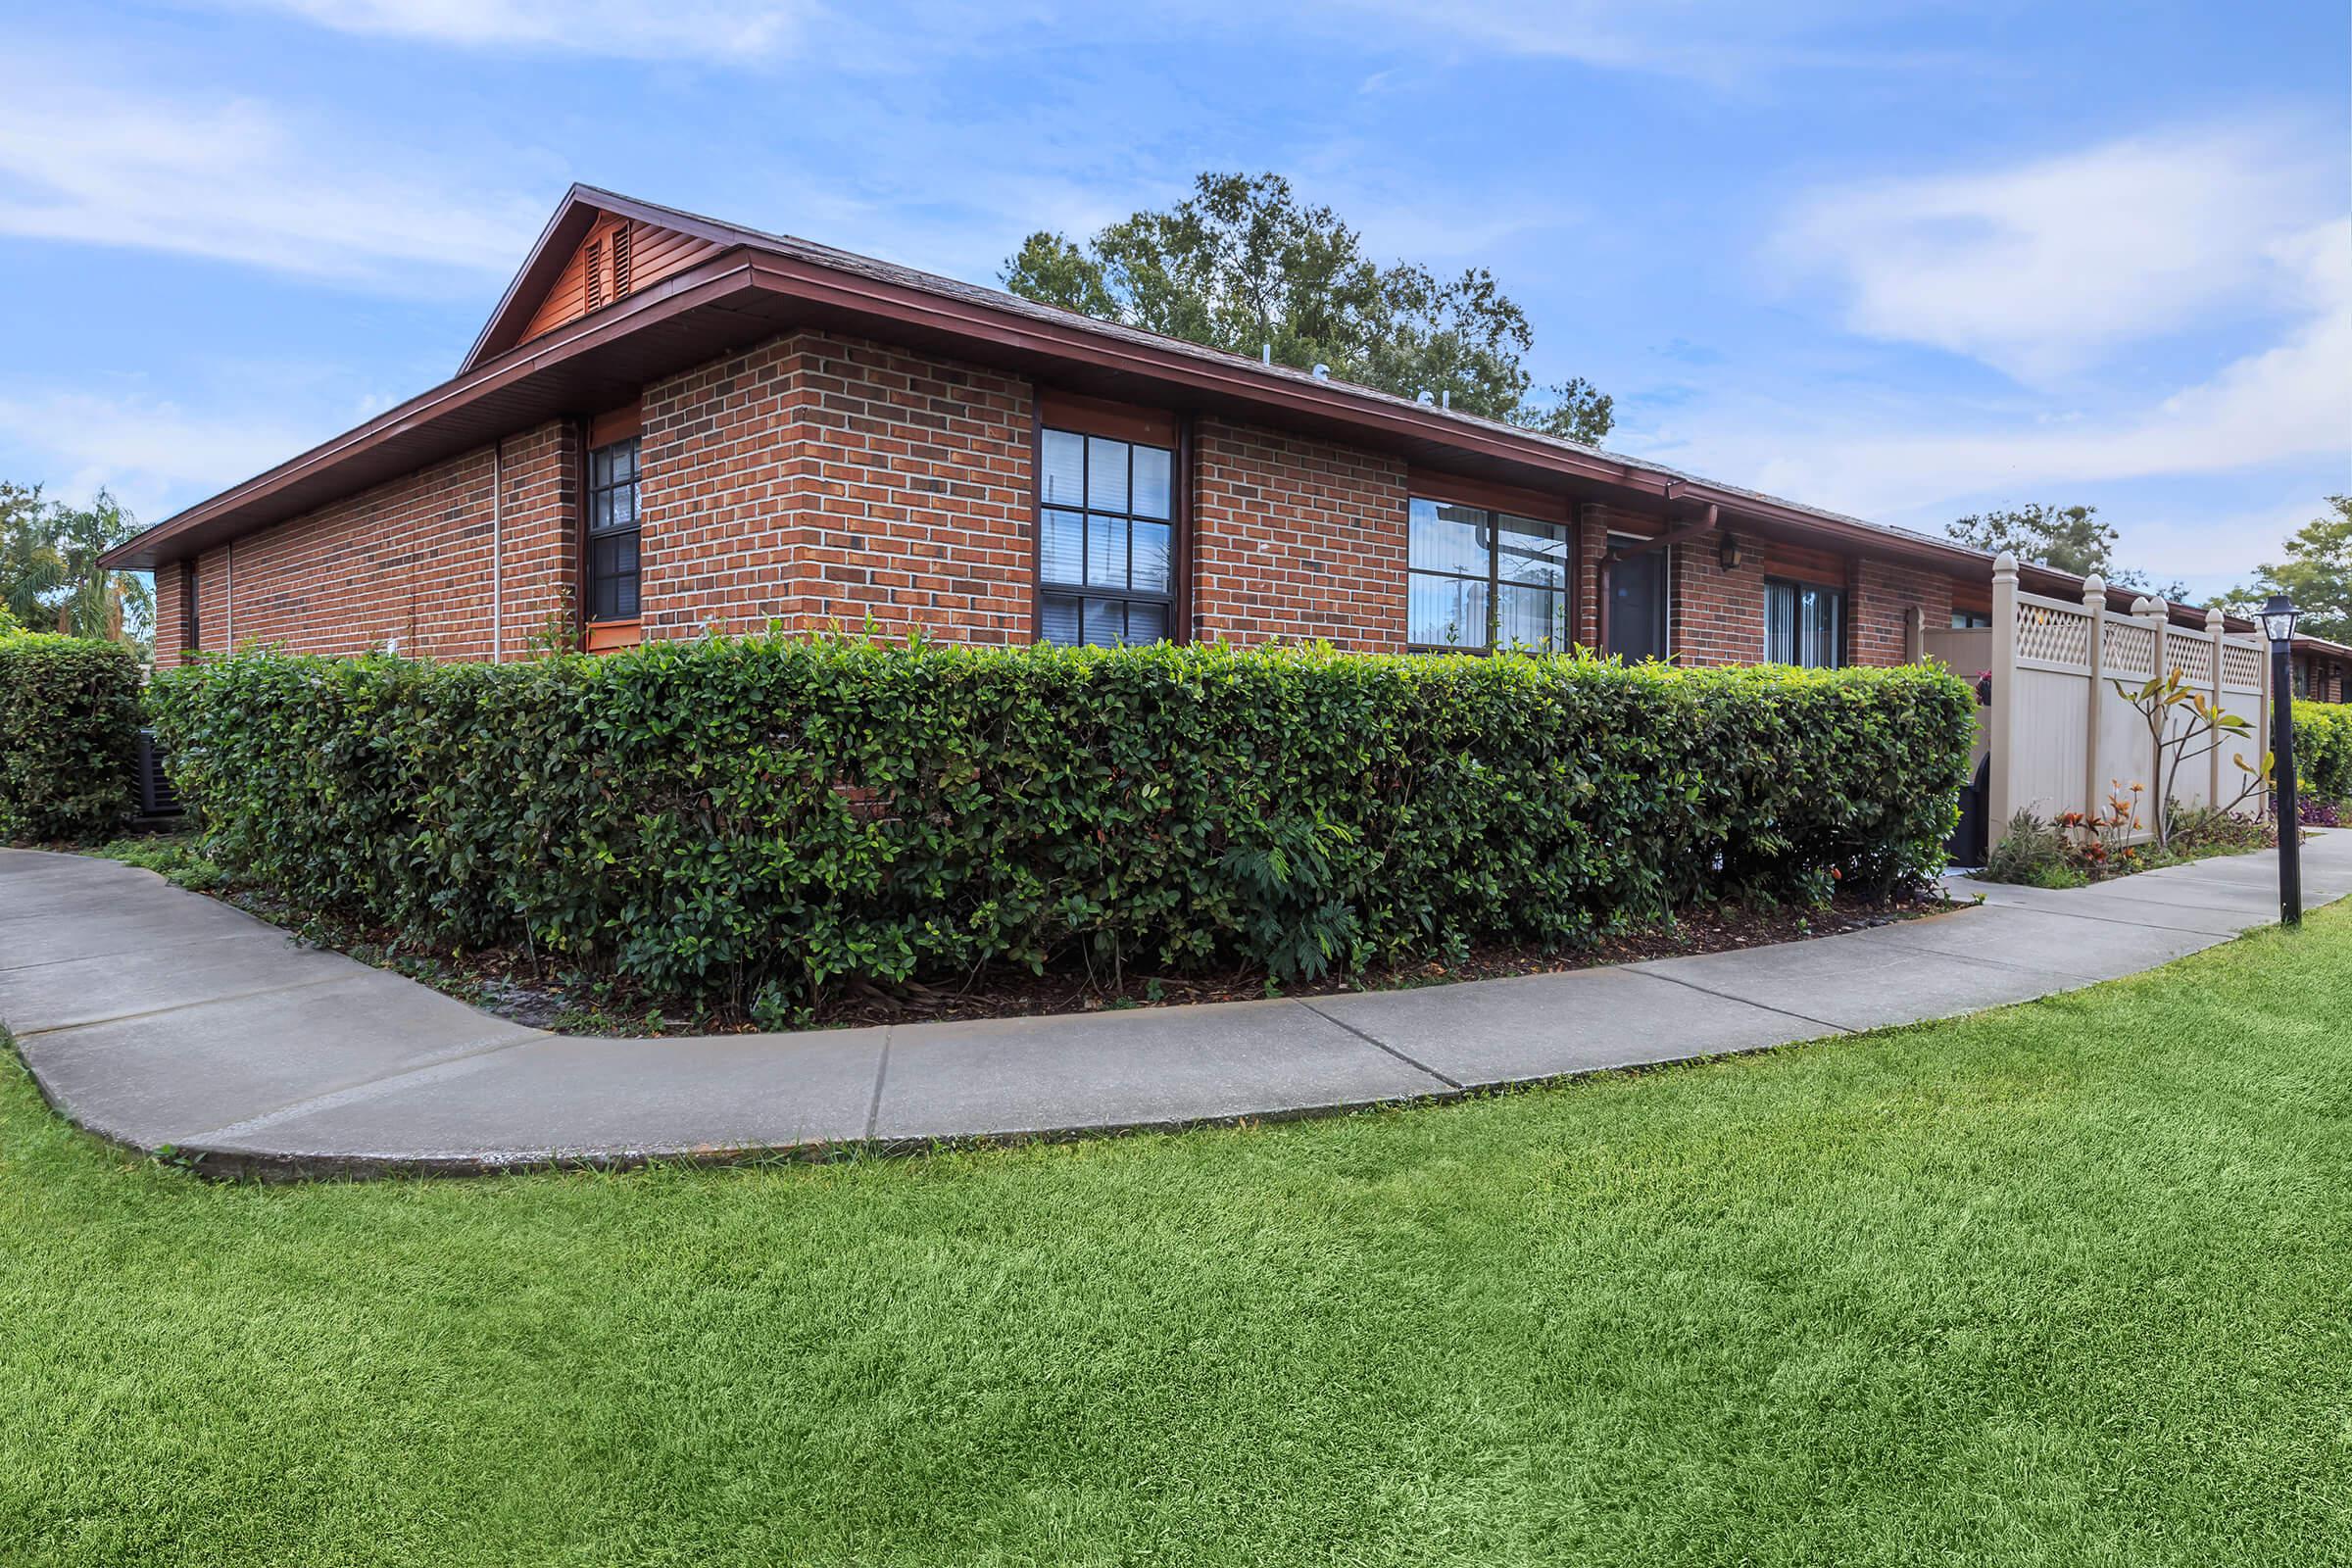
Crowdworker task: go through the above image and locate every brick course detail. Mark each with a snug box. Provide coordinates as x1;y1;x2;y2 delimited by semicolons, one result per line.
1192;419;1407;650
151;329;1953;673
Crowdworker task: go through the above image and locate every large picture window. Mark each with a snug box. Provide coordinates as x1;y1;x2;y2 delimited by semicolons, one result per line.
585;435;641;622
1765;577;1844;667
1037;425;1175;646
1406;498;1569;650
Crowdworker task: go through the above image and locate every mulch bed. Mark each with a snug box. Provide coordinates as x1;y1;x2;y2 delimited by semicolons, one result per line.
189;879;1963;1037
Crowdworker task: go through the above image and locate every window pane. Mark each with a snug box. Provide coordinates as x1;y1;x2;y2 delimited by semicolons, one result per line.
1497;584;1566;650
588;534;639;620
1087;514;1125;588
612;480;637;528
1409;499;1488;576
1131;445;1172;519
1041;593;1081;647
1086;436;1130;512
1041;509;1085;586
615;438;638;480
591;446;614;487
1807;589;1842;668
1495;514;1567;590
1410;571;1490;648
1125;600;1168;645
1131;520;1172;593
589;489;613;533
1765;581;1795;664
1041;429;1086;507
1082;597;1125;647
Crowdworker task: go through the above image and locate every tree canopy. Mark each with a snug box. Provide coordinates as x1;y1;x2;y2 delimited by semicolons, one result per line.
2217;496;2352;645
1947;504;2185;602
1003;172;1614;445
1;482;153;651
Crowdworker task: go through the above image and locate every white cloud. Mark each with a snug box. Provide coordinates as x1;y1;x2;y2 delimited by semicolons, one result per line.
1777;124;2336;380
0;78;544;281
0;390;329;528
1612;214;2351;592
218;0;817;60
1315;0;1960;85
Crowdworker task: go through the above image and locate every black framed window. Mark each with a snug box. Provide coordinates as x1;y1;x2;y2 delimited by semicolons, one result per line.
1407;498;1568;651
179;559;200;653
1950;609;1991;629
1038;426;1174;646
1765;577;1844;667
586;436;641;621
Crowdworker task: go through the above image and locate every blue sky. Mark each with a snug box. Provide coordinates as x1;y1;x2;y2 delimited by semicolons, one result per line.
3;0;2346;603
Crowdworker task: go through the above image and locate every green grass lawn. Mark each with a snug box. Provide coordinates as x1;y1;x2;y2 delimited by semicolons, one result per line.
5;911;2350;1566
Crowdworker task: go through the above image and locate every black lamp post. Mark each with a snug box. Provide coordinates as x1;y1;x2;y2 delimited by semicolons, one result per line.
2260;593;2301;927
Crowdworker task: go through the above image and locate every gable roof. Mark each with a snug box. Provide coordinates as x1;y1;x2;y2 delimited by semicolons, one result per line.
98;183;2240;634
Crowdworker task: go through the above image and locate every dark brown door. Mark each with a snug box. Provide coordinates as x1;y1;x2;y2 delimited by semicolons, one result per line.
1606;549;1667;662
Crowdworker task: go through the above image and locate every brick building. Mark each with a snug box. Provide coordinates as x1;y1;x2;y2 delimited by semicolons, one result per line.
108;186;2240;672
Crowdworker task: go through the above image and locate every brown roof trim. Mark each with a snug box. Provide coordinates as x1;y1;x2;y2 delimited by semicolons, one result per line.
459;185;755;374
100;184;2224;621
103;255;760;570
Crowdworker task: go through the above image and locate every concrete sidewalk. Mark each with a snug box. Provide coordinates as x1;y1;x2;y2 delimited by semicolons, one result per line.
5;833;2347;1178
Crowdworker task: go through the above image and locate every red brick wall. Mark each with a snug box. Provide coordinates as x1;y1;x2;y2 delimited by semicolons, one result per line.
1192;419;1407;649
1851;558;1952;667
147;323;1963;673
640;331;1032;642
1671;527;1769;666
163;419;575;666
154;564;185;664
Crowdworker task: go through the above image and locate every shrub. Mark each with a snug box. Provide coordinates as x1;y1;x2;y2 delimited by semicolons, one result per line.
0;629;141;843
1983;808;2075;886
2293;701;2352;804
149;637;1975;1010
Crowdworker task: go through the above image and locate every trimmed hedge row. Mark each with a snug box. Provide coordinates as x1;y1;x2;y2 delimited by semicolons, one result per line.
0;630;142;843
2294;701;2352;803
149;638;1975;1015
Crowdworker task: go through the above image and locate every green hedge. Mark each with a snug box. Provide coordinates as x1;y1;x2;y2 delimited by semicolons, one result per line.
149;638;1975;1015
2294;701;2352;803
0;630;142;843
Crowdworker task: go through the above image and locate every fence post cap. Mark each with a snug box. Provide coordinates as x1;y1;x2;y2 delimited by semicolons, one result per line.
2130;596;2152;615
2082;573;2106;599
1993;551;2018;577
2205;605;2227;632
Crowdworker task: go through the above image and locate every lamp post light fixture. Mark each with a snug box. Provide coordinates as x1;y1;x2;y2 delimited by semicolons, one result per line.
2262;593;2302;927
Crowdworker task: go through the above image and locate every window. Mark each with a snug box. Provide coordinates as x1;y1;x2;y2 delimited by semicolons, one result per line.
586;436;641;621
1950;609;1992;629
1037;425;1175;646
179;559;200;653
1765;578;1844;667
1407;498;1569;650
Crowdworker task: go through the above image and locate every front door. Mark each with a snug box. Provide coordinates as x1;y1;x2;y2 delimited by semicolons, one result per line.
1606;547;1668;662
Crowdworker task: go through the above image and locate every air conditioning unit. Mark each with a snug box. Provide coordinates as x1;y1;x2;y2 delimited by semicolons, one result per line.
135;728;182;817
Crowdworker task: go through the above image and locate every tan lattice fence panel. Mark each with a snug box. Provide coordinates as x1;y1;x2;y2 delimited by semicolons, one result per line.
2221;640;2265;692
2014;599;2091;669
2103;618;2158;680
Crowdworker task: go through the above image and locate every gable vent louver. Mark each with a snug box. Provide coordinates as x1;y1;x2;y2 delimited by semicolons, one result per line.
585;237;606;311
611;223;633;298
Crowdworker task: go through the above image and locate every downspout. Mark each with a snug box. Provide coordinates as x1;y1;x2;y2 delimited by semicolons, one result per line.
491;437;505;662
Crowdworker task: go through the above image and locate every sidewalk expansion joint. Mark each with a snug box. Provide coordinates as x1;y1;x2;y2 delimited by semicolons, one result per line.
186;1029;549;1143
863;1028;894;1140
1296;1001;1462;1090
15;973;355;1039
1619;967;1854;1034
